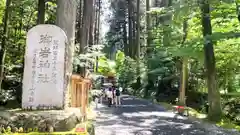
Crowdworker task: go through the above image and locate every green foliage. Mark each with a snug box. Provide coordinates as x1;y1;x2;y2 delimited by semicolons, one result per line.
117;55;138;88
97;56;116;76
0;0;56;74
73;44;105;72
104;0;240;127
222;97;240;124
115;50;125;74
0;0;58;105
104;0;127;56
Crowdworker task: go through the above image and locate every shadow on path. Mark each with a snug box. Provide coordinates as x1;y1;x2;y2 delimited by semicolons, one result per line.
95;95;239;135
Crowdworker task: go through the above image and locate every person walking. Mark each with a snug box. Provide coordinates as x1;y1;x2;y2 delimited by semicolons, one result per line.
106;87;113;107
100;87;104;104
115;86;121;106
112;86;116;105
94;95;99;109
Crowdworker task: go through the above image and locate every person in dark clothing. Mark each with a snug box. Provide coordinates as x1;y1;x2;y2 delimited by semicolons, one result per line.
115;86;121;106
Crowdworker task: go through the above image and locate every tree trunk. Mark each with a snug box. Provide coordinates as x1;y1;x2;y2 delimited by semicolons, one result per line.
80;0;94;53
37;0;45;24
146;0;151;53
132;14;136;58
200;0;222;122
88;0;95;46
145;0;152;98
18;5;24;40
178;19;188;106
134;0;141;93
56;0;77;108
127;0;133;58
96;0;101;45
76;0;83;44
94;0;98;45
0;0;11;91
79;0;94;76
179;57;188;105
95;0;101;73
136;0;140;60
123;21;128;56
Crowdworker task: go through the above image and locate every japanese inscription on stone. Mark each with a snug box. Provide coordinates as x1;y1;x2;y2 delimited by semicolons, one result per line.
22;24;67;109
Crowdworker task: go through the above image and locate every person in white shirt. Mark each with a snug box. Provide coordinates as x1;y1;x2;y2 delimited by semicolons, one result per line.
119;87;123;92
94;95;99;109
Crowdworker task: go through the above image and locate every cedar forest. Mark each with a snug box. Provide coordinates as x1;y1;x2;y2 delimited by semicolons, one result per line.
0;0;240;130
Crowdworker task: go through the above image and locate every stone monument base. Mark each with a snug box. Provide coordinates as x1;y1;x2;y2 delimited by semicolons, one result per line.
0;107;82;132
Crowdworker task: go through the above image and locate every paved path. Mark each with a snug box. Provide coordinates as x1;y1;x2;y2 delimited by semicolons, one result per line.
94;95;240;135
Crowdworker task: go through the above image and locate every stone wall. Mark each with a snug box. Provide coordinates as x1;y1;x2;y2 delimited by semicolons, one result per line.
0;108;82;133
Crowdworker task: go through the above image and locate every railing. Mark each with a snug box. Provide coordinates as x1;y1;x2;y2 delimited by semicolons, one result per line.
71;74;92;120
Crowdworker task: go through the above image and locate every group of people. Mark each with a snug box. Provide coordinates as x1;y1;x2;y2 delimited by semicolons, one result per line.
103;85;122;107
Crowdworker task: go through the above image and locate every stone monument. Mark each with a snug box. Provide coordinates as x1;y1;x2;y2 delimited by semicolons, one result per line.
22;24;67;109
2;25;82;131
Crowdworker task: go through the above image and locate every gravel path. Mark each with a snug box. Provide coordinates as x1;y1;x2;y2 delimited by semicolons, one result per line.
94;95;240;135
